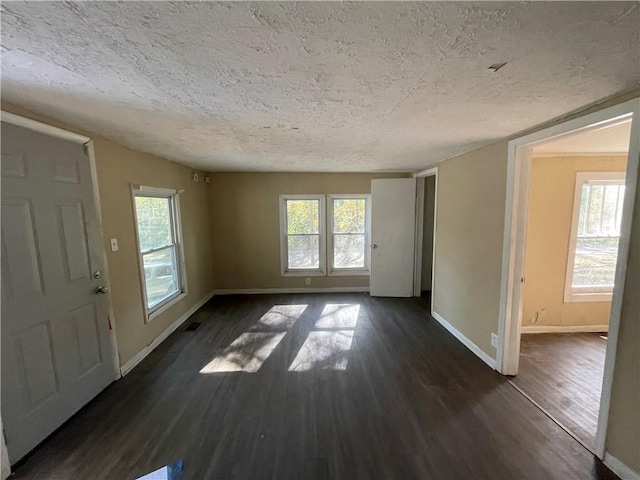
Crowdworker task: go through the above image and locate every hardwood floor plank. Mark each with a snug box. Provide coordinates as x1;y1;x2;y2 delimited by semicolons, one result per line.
10;294;616;479
511;332;607;452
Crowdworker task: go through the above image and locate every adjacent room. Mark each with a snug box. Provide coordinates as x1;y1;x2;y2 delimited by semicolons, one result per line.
1;2;639;480
511;120;632;452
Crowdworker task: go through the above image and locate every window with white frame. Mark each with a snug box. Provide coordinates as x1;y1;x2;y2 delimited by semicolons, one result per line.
133;185;186;319
280;195;326;275
565;172;626;302
328;195;370;274
279;194;370;277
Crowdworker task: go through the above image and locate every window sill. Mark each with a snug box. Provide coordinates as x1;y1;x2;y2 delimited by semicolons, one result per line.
564;292;613;303
281;270;326;277
146;291;188;322
328;269;370;277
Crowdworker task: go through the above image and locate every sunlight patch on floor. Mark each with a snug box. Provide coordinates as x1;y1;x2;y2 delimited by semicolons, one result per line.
314;304;360;329
250;304;308;330
200;332;286;373
288;330;355;372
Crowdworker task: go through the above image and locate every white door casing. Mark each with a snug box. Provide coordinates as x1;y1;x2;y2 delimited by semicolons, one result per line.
370;178;417;297
1;121;118;463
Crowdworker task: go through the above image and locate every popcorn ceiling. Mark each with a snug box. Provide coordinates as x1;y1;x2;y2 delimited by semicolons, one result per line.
1;2;638;172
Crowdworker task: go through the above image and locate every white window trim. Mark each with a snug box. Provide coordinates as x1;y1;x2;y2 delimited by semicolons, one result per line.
131;184;188;322
564;172;625;303
279;194;327;277
327;194;371;276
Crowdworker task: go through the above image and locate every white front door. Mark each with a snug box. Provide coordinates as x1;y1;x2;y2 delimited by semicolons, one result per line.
1;121;118;463
370;178;417;297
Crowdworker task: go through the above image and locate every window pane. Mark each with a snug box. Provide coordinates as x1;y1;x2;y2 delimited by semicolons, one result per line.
577;186;588;236
572;237;619;288
143;247;179;308
333;199;366;233
334;234;365;268
601;185;619;234
288;234;320;269
586;185;603;236
286;200;319;234
135;196;173;251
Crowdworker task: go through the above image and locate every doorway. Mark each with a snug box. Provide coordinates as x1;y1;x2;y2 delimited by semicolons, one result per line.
510;120;631;451
497;98;639;458
413;167;438;303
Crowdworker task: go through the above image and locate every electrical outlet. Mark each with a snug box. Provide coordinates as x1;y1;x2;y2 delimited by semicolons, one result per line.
305;278;311;285
491;332;498;348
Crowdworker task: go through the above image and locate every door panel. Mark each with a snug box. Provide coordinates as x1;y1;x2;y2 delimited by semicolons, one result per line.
1;121;117;463
57;201;91;281
72;303;102;374
2;198;43;298
370;178;417;297
15;321;58;408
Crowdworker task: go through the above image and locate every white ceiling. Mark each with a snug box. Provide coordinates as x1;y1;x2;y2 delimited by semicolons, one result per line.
1;2;639;172
534;121;632;156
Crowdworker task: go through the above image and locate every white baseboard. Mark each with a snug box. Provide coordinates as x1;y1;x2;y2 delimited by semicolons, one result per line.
213;287;370;295
520;324;609;334
604;452;640;480
431;310;497;370
120;291;215;376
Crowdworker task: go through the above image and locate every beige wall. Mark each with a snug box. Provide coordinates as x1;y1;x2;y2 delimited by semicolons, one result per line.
1;103;215;366
432;141;509;356
606;172;640;472
91;139;214;365
522;155;627;329
208;172;407;291
426;89;639;472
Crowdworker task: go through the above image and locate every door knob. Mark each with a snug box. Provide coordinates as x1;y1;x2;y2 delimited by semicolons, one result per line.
95;286;109;295
371;244;378;249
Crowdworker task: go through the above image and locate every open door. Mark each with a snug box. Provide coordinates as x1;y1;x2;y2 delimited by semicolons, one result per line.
1;121;118;463
370;178;416;297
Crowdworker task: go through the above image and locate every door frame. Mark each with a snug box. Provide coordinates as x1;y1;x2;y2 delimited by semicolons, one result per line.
496;97;640;459
0;111;121;377
413;167;438;305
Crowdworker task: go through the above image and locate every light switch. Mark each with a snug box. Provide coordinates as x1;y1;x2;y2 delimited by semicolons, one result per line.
110;238;119;252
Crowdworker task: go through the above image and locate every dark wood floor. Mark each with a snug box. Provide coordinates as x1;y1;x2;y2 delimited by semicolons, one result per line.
511;332;607;452
11;294;616;480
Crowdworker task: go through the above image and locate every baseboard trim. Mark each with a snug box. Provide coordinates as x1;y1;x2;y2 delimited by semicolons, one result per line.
520;324;609;334
604;453;640;480
213;287;370;295
120;291;215;376
431;310;497;370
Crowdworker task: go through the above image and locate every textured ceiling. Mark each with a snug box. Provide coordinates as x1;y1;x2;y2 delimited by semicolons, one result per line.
534;121;632;155
1;2;639;172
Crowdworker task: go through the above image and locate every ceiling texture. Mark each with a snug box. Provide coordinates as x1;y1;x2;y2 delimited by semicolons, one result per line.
1;2;639;172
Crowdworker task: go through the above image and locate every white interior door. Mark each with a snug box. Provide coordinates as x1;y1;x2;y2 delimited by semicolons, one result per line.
370;178;417;297
1;121;118;463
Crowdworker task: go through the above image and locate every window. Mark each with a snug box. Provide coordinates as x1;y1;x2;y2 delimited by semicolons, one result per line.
280;195;326;276
565;172;626;302
133;185;186;320
279;194;370;277
328;195;370;275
